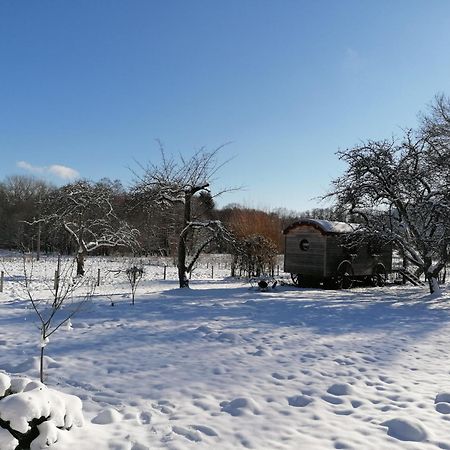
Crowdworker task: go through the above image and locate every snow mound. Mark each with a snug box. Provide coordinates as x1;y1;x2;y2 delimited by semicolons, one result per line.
10;376;33;394
327;383;353;396
0;372;11;397
0;372;84;449
381;418;428;442
0;427;18;450
0;385;83;433
12;356;61;373
30;421;59;450
220;397;261;416
92;407;122;424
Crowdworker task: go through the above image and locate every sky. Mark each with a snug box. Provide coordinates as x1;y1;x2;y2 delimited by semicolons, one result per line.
1;1;450;213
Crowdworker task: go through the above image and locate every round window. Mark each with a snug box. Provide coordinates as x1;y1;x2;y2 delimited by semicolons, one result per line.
300;239;310;251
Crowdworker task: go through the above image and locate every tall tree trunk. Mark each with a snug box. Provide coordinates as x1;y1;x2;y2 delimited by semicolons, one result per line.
425;256;444;295
76;251;86;276
178;192;191;288
427;275;441;295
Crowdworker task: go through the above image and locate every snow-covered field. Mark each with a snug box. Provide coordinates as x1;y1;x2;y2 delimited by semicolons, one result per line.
1;254;450;449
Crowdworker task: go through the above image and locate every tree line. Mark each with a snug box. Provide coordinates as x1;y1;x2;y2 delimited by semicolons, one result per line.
0;174;337;255
0;146;339;286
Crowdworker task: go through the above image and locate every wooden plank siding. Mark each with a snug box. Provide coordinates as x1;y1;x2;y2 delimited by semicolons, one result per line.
284;225;326;277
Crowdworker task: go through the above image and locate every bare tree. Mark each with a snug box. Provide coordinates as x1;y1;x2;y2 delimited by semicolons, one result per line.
20;257;94;383
39;180;140;275
0;175;54;251
421;93;450;150
133;145;234;287
126;263;144;305
328;130;450;294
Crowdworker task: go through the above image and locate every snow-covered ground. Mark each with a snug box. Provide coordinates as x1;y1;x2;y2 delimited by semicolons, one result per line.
1;254;450;449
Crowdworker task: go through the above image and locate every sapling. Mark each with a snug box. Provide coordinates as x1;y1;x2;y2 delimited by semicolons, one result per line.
126;263;144;305
21;256;95;383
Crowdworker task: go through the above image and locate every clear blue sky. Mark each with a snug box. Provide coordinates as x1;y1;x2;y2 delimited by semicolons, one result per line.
1;1;450;212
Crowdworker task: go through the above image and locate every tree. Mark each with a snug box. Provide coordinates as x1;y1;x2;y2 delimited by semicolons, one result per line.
126;263;144;305
20;256;94;382
41;180;140;275
328;129;450;294
224;206;283;252
133;145;233;288
0;175;54;251
233;234;277;277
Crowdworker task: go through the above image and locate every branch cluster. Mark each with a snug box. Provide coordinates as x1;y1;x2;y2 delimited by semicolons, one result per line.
327;94;450;290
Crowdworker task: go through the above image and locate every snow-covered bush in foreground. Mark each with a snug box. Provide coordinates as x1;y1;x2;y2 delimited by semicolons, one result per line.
0;372;83;449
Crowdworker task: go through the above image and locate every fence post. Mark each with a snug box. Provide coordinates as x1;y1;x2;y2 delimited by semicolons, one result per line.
277;265;280;276
0;271;3;293
211;265;214;279
97;268;101;287
163;265;167;280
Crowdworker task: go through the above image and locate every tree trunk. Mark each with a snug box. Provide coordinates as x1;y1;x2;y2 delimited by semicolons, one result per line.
425;255;446;294
178;192;191;288
76;251;86;276
40;345;44;383
427;275;441;295
36;221;41;261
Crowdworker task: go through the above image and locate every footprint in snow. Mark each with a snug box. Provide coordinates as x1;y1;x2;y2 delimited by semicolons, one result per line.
172;425;202;442
379;375;395;384
435;392;450;414
271;372;296;381
131;444;149;450
152;399;175;415
220;397;261;416
322;394;345;405
271;372;285;380
138;411;152;425
334;357;355;366
287;395;313;407
250;348;267;356
191;424;219;437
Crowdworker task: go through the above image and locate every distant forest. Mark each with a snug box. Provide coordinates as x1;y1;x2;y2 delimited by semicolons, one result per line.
0;174;340;256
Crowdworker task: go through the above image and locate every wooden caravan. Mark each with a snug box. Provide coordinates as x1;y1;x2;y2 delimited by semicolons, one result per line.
283;219;392;288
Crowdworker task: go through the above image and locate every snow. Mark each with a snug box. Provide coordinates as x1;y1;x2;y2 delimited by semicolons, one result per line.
284;218;360;234
0;373;83;449
1;254;450;449
0;382;83;434
0;372;10;396
381;418;428;442
0;428;18;450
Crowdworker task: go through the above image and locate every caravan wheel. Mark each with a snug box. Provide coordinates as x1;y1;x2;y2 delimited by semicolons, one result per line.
371;264;387;287
336;262;354;289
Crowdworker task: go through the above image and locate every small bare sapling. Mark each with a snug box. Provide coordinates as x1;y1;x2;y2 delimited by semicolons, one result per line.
126;264;144;305
21;256;95;383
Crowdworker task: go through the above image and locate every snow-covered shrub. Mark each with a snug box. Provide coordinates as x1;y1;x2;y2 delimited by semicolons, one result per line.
233;234;277;277
0;372;83;450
